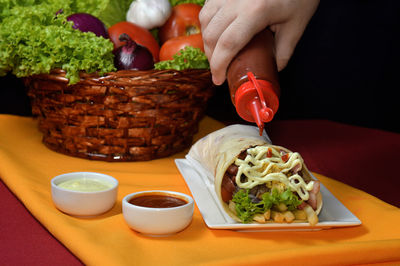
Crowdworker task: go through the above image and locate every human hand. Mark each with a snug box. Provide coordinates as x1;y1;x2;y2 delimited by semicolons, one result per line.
199;0;320;85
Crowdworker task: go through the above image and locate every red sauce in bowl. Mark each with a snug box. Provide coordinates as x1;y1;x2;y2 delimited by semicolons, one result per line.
129;193;187;208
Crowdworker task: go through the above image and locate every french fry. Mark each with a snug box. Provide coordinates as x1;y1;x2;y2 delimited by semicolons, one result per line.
264;209;271;220
271;211;285;223
228;201;236;215
253;214;266;223
283;211;295;223
293;209;307;220
304;204;318;226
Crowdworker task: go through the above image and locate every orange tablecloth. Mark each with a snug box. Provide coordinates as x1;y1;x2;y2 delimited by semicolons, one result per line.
0;114;399;265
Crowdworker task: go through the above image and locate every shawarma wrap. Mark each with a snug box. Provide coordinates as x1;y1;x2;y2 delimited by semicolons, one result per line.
188;124;322;225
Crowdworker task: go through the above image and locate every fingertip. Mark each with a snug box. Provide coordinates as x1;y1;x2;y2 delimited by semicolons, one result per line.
274;24;304;72
210;58;230;86
211;70;226;85
212;75;223;86
277;59;288;72
210;62;224;85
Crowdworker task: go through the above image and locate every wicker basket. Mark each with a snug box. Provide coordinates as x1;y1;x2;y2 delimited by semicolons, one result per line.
24;69;214;161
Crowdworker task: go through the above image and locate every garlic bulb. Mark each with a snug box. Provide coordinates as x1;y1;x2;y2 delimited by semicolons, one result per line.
126;0;172;29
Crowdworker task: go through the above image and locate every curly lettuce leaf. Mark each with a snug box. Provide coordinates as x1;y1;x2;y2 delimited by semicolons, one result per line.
94;0;132;28
232;188;302;223
169;0;205;6
232;189;266;223
0;0;116;84
262;188;302;211
154;46;209;71
0;0;132;26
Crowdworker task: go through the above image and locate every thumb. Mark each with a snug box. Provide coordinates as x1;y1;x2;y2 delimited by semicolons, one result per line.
272;22;305;71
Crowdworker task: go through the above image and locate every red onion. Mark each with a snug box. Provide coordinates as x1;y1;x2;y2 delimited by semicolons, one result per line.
113;34;154;71
67;13;108;39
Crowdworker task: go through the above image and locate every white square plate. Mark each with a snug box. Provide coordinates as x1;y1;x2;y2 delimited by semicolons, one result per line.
175;158;361;231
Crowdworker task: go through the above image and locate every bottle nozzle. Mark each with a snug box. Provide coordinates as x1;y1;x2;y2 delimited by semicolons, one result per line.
260;107;274;122
234;72;279;135
248;99;265;136
247;99;275;135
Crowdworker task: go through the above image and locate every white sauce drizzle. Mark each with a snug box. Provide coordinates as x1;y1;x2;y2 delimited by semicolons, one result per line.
234;146;314;200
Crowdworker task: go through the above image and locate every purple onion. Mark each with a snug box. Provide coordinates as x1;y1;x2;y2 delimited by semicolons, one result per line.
113;34;154;71
67;13;108;39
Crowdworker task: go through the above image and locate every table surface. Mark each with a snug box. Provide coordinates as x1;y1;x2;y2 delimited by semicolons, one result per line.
1;117;399;265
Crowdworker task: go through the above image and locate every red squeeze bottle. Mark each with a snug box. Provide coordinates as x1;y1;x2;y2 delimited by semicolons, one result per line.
227;28;280;135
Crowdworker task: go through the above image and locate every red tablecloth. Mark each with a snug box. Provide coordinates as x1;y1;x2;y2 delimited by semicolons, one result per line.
0;117;398;265
265;119;400;207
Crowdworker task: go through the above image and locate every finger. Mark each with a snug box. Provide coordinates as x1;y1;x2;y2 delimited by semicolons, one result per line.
199;0;224;31
201;7;237;61
273;22;305;71
209;19;263;85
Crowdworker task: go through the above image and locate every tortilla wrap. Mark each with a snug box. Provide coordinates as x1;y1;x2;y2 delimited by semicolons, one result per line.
188;124;322;224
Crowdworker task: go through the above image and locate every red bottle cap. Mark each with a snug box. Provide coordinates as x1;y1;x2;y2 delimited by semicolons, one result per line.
234;72;279;135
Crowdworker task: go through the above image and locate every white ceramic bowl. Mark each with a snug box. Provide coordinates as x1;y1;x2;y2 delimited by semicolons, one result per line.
122;190;194;236
51;172;118;216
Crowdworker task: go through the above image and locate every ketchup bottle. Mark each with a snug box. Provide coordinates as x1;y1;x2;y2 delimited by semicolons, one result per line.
227;28;280;135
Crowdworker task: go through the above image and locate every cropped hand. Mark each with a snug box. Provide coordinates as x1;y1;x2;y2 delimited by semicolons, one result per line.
199;0;320;85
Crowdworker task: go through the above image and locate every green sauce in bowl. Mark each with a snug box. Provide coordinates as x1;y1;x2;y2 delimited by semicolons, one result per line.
57;178;113;192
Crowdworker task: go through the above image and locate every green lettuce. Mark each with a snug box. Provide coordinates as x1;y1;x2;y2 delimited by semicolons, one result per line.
169;0;206;6
0;0;116;84
262;188;302;211
232;189;266;223
0;0;131;26
0;0;208;84
232;188;302;223
94;0;132;28
154;46;209;71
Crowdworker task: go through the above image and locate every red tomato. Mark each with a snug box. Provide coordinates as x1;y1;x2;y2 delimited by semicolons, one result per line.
108;21;160;62
159;34;204;61
281;153;289;162
159;3;202;44
267;148;272;158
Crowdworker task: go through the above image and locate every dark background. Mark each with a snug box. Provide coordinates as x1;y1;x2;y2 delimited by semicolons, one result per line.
208;0;400;133
1;0;399;133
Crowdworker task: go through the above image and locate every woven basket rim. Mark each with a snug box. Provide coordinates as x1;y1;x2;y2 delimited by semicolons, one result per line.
32;68;211;82
25;67;214;162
